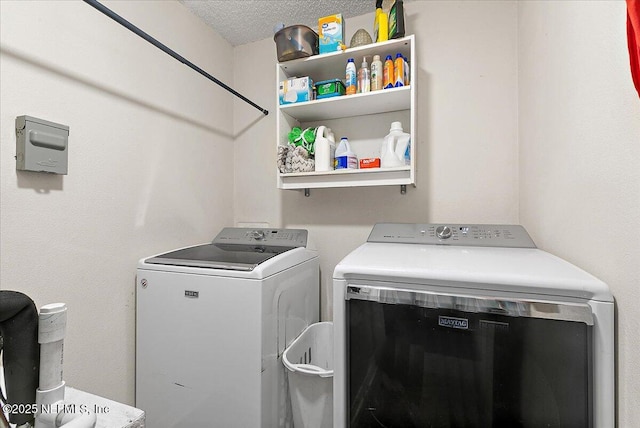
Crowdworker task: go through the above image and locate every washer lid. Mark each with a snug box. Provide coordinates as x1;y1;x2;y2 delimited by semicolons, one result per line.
144;227;309;271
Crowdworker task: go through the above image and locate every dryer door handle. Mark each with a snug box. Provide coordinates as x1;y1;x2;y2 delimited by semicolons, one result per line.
345;284;594;325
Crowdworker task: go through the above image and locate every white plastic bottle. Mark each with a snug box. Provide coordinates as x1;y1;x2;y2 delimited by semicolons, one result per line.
314;126;336;172
357;57;371;93
345;58;357;95
335;137;358;169
380;121;411;168
371;54;383;91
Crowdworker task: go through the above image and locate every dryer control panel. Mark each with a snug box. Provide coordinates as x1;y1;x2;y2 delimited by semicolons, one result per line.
214;227;308;247
367;223;536;248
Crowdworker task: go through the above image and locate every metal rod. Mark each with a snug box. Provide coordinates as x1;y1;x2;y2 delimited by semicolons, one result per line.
83;0;268;115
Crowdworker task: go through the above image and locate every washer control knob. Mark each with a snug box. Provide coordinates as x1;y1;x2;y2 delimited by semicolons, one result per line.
436;225;452;239
249;230;265;241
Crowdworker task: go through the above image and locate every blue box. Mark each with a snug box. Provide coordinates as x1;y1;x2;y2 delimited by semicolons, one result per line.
279;76;314;105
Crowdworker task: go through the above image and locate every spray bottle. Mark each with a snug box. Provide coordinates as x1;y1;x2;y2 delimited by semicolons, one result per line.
357;56;371;93
345;58;357;95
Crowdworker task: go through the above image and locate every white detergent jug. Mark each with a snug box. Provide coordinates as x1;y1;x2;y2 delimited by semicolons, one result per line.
380;121;411;168
335;137;357;169
314;126;336;172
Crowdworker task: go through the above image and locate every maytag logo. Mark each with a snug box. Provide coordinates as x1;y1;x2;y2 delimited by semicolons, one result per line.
438;315;469;329
184;290;199;298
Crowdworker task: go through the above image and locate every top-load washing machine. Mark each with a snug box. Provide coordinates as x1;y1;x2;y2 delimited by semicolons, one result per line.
333;223;614;428
136;227;319;427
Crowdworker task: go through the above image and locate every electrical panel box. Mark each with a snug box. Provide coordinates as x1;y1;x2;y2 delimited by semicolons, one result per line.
15;115;69;174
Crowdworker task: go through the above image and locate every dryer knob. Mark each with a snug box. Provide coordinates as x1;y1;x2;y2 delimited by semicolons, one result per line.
249;230;266;240
436;225;452;239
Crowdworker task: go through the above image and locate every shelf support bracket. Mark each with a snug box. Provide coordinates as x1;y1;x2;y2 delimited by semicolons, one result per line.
304;188;310;197
400;185;407;195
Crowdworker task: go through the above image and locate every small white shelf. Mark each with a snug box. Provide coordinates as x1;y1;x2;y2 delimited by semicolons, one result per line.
280;166;410;178
279;36;413;83
279;86;411;122
279;167;412;190
276;35;416;192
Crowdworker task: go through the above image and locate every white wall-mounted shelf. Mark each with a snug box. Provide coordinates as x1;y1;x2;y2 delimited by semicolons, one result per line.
279;86;411;122
276;35;416;191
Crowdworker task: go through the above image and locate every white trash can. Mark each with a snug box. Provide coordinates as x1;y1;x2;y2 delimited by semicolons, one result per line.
283;321;333;428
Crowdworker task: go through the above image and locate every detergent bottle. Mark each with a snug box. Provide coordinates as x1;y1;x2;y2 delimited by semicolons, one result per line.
335;137;357;169
380;121;411;168
314;126;336;172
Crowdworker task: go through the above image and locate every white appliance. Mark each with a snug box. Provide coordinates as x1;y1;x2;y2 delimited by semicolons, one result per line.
333;223;614;428
136;227;319;427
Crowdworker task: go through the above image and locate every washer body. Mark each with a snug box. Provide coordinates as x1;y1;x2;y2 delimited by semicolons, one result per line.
333;223;614;428
136;228;319;427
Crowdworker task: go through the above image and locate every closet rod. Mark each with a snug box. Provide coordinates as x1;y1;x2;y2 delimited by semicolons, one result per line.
83;0;269;115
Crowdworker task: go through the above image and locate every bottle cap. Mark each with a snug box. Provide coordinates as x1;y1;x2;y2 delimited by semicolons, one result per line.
348;58;354;62
396;53;402;58
373;54;381;61
386;55;393;60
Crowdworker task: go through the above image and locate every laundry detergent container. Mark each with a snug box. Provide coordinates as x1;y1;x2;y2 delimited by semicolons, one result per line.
283;322;333;428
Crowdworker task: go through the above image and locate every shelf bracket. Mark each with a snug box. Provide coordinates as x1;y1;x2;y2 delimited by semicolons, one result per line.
304;188;310;197
400;185;407;195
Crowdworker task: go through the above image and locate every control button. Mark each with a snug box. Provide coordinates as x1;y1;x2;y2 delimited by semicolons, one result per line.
249;230;265;241
436;225;452;239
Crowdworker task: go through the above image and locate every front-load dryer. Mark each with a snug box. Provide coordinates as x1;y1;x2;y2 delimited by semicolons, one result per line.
136;227;319;427
333;223;614;428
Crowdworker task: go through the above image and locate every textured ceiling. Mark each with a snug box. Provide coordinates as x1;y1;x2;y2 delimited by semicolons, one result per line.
179;0;397;47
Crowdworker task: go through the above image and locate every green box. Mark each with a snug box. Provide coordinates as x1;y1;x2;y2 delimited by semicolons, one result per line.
315;79;346;99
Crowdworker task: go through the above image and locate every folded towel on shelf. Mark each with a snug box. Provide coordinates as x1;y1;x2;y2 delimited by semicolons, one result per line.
277;145;315;173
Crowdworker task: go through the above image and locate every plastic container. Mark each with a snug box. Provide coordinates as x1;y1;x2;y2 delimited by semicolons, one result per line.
388;0;406;40
357;57;371;93
394;53;405;87
283;322;333;428
371;54;383;91
314;126;336;172
335;137;357;169
383;55;394;89
315;79;346;99
381;121;411;168
273;25;319;62
345;58;357;95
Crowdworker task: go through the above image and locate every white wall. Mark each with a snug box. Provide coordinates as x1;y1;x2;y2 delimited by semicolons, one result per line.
233;1;520;319
518;1;640;424
0;0;235;404
3;0;638;421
